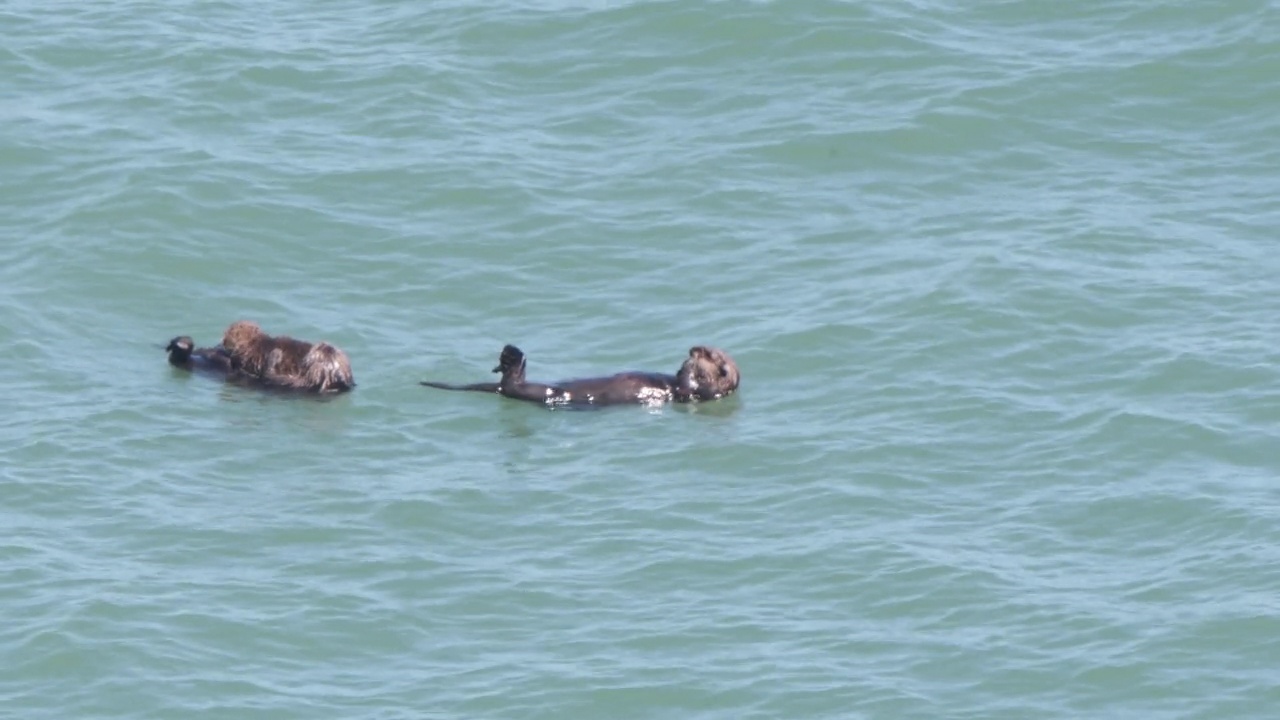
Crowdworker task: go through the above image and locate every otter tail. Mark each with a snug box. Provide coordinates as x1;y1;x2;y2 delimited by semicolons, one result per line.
419;381;500;393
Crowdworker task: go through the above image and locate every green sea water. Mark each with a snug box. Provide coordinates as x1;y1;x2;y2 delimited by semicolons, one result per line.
3;1;1279;718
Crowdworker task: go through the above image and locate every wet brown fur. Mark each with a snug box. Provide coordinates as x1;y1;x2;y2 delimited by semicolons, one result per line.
221;320;354;393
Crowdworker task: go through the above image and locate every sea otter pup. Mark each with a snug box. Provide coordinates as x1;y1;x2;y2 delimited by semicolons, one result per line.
165;336;234;376
420;344;739;407
220;320;355;393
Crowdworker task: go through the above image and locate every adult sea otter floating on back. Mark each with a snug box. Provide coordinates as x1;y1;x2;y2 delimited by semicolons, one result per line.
420;344;739;407
164;320;355;393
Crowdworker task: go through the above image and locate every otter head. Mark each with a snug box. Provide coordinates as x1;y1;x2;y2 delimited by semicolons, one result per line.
165;336;195;363
675;346;739;402
221;320;266;356
491;344;527;383
302;342;355;393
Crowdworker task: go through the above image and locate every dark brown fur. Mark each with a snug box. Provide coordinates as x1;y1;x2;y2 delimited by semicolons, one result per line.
221;320;355;393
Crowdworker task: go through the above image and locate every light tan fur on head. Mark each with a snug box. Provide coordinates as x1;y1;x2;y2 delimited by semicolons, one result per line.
676;346;740;401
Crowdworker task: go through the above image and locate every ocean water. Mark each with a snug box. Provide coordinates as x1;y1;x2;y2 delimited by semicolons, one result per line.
3;1;1279;718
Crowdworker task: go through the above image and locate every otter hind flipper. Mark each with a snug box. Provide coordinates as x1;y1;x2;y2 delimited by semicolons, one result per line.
165;336;196;366
165;335;234;375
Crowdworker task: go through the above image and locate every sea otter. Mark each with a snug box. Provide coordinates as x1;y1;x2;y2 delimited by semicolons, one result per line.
420;344;739;407
220;320;355;393
164;336;234;376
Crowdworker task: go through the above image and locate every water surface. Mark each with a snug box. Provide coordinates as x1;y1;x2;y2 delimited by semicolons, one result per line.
3;1;1279;718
